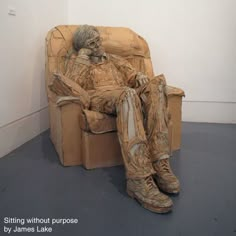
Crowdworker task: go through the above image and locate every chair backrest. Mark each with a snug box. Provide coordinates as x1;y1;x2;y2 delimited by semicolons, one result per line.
45;25;154;98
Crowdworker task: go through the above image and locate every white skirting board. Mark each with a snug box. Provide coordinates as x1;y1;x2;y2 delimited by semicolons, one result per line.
182;101;236;124
0;107;49;158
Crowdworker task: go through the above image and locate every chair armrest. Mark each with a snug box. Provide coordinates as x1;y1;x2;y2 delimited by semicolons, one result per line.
49;73;90;109
165;85;184;124
56;96;85;107
166;85;185;97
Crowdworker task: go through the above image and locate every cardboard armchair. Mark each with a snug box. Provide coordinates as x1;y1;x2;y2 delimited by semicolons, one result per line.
45;25;184;169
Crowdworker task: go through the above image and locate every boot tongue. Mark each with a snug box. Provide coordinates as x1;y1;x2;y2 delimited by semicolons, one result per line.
145;176;159;193
160;159;170;172
153;159;171;175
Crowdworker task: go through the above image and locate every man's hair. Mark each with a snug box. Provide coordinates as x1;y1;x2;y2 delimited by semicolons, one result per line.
73;25;99;51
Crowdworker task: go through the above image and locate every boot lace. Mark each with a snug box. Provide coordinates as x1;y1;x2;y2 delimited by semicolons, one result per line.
145;176;156;190
159;159;172;174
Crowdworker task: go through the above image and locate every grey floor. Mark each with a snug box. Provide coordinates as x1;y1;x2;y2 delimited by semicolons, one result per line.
0;122;235;236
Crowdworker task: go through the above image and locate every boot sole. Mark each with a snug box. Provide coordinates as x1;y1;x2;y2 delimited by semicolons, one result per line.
127;189;172;214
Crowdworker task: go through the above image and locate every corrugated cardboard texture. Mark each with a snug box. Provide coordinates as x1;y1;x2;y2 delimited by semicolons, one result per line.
45;25;184;168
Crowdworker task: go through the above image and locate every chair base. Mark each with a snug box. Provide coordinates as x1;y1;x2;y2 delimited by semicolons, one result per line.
82;131;123;169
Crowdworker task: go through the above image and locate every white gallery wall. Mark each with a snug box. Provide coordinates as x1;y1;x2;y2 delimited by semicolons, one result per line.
0;0;67;157
68;0;236;123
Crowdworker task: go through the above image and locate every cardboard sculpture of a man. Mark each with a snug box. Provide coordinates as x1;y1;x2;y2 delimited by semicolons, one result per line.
52;25;180;213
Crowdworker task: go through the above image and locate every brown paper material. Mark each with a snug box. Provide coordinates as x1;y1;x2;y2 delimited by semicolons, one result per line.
45;25;185;168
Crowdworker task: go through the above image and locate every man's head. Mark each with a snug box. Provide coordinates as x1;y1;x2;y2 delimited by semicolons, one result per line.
73;25;103;56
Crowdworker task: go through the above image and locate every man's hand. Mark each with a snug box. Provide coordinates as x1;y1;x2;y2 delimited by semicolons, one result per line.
135;72;150;87
77;48;93;60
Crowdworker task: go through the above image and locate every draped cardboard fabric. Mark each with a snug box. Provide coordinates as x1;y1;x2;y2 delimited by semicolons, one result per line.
45;25;184;168
49;73;90;108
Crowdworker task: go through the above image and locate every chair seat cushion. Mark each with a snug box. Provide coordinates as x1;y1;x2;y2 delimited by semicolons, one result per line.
79;109;117;134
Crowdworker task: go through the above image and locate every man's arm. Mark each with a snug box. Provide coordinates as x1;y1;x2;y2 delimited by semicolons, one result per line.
64;49;91;90
110;54;149;88
48;49;93;108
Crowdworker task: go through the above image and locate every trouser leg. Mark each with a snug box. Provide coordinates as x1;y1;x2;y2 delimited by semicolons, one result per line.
116;87;155;179
136;75;180;193
89;87;174;210
88;87;155;179
136;74;170;162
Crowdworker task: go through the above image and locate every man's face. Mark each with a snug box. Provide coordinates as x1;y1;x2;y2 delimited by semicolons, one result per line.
85;31;104;56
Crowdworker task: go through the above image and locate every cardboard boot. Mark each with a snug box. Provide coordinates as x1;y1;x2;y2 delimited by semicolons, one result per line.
127;175;173;213
153;157;180;194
